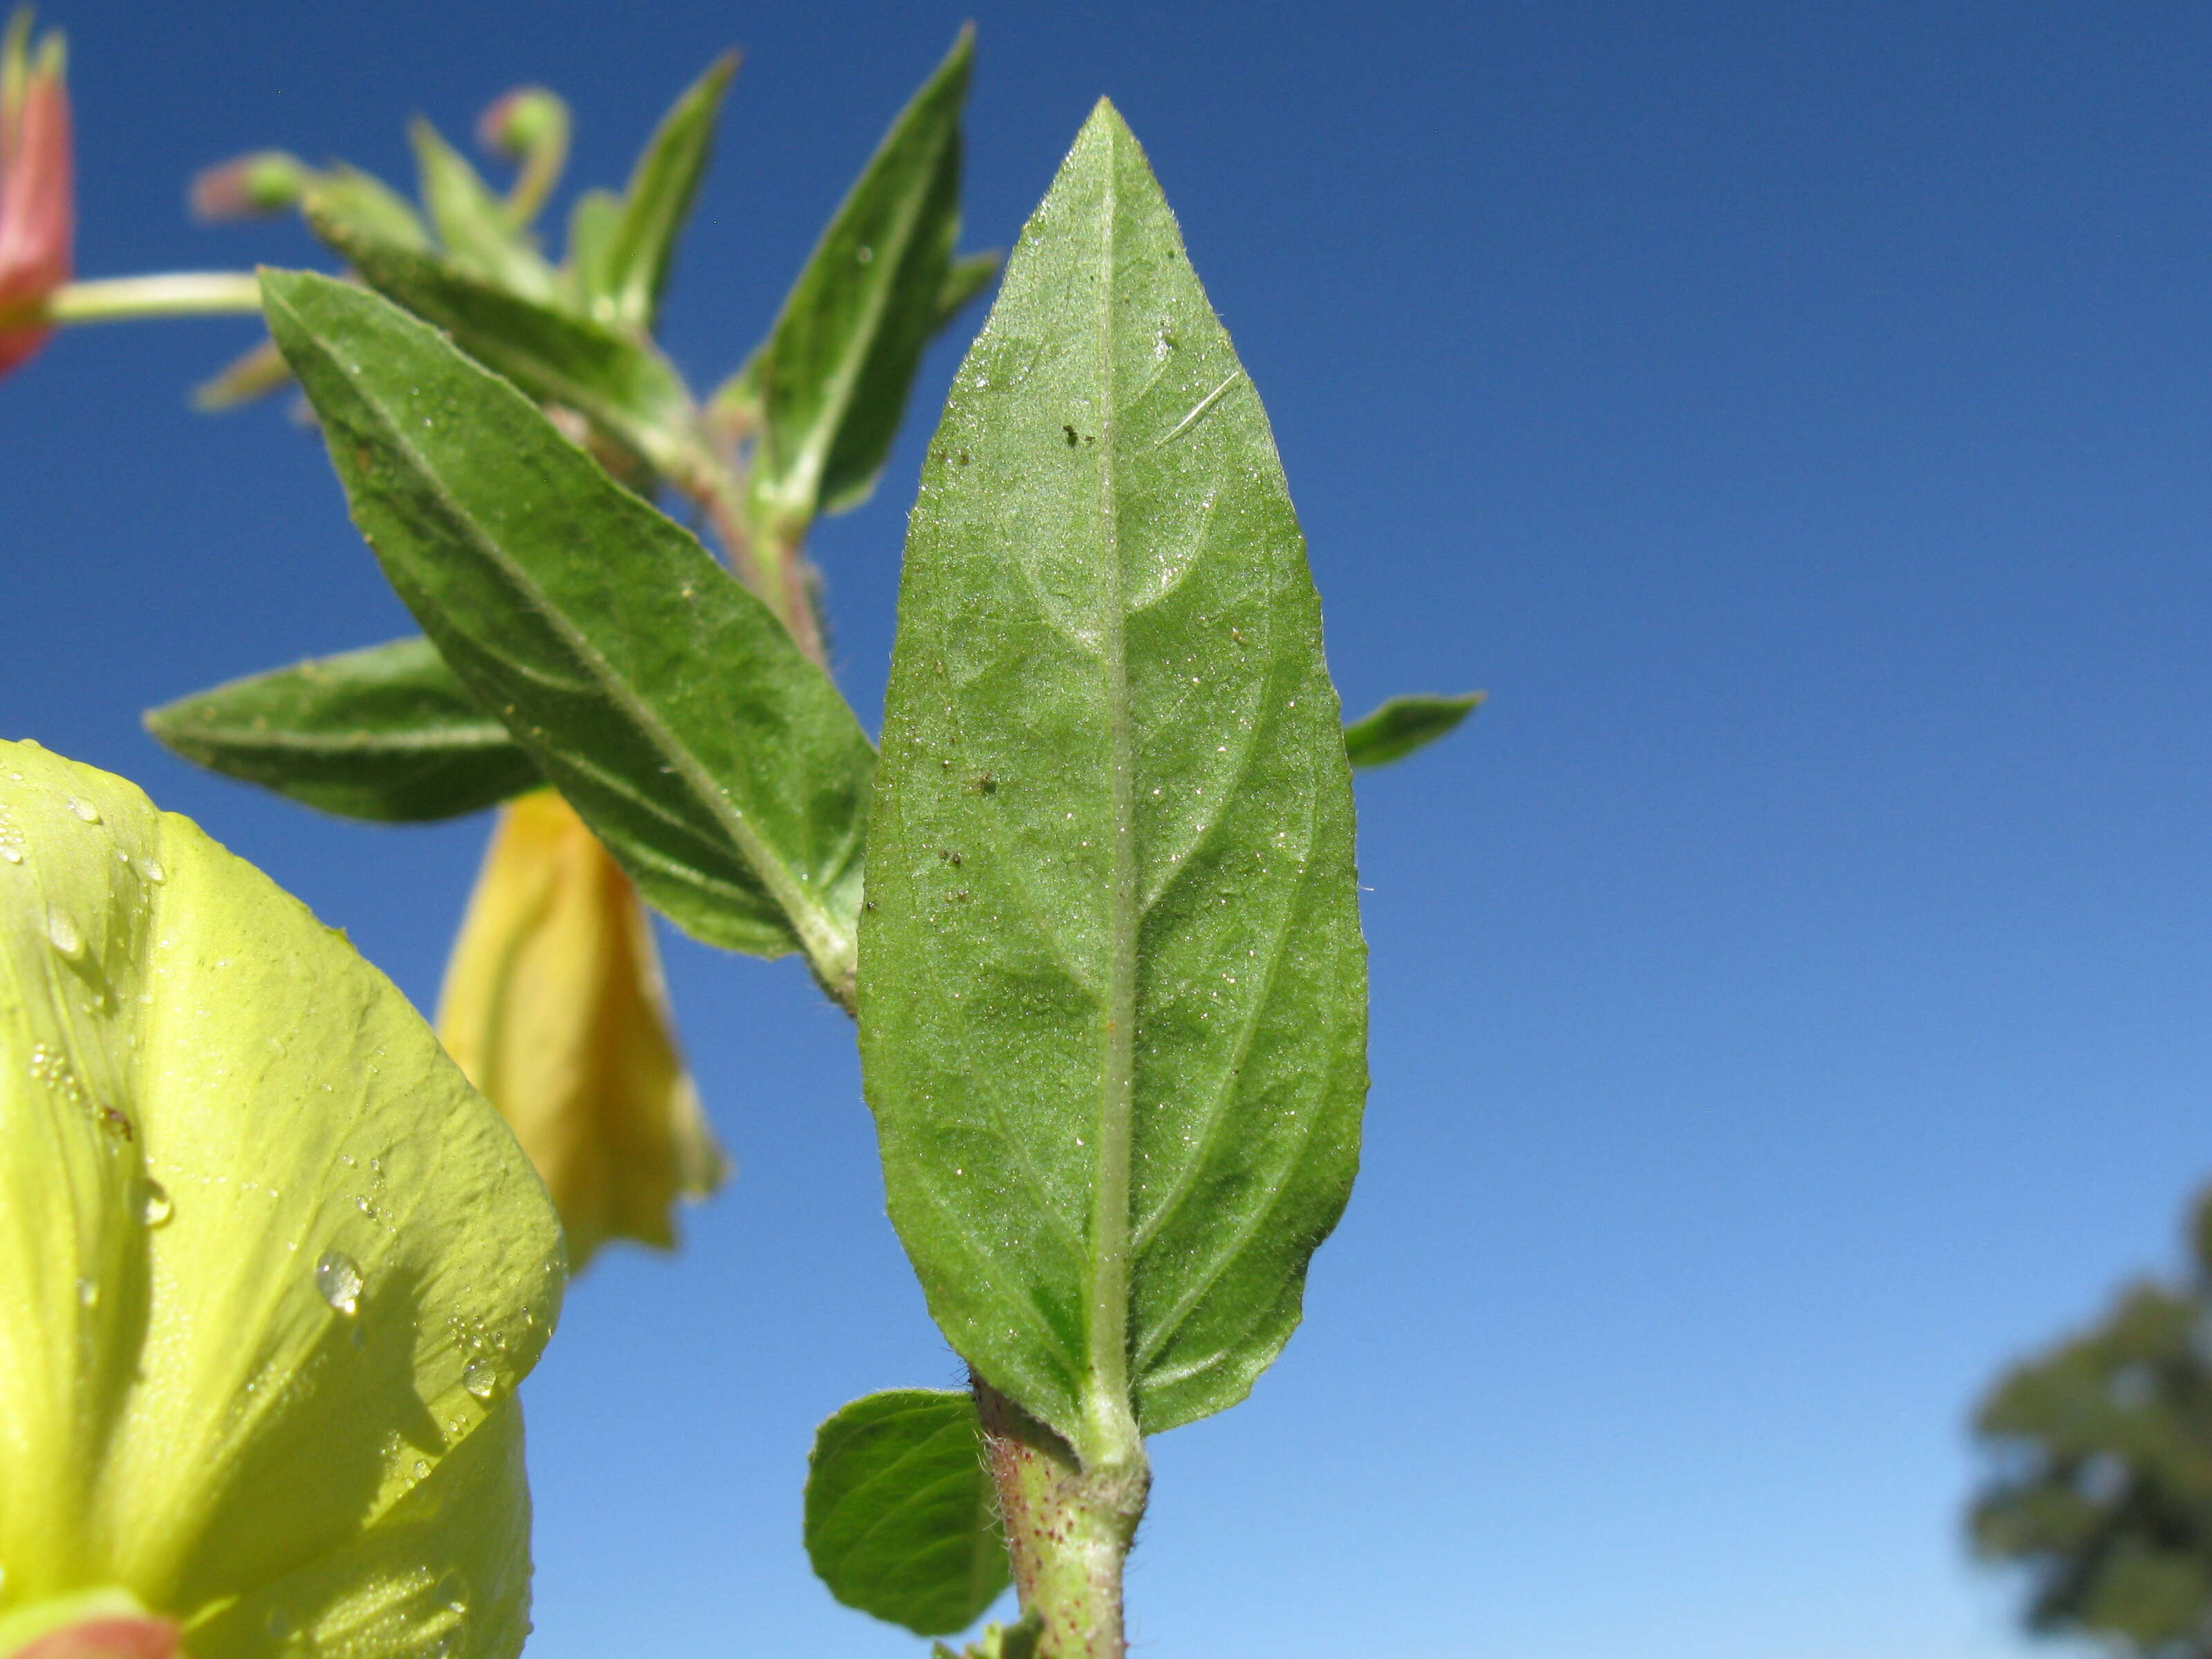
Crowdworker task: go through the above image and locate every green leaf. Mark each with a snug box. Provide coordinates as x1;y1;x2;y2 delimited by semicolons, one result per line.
857;103;1368;1454
408;119;559;303
749;28;973;530
563;187;624;316
1342;691;1483;769
304;204;697;478
0;738;561;1656
259;269;877;993
601;53;735;331
805;1390;1010;1637
144;636;538;823
302;165;431;254
191;337;294;413
936;250;1000;330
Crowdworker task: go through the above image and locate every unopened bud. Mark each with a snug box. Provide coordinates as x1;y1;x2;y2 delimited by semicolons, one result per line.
476;86;567;161
189;150;308;221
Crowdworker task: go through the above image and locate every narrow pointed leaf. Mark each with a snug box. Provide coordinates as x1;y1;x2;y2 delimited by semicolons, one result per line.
1342;691;1483;769
936;251;1000;330
408;120;559;303
749;29;972;529
804;1390;1010;1636
0;739;561;1656
191;337;292;413
563;188;623;317
144;636;537;823
602;54;735;330
302;166;430;254
304;207;696;477
859;104;1367;1450
259;269;876;988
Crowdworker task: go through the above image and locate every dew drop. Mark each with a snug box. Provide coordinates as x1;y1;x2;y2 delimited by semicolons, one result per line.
140;858;165;884
263;1607;295;1640
68;798;101;824
315;1250;364;1315
139;1180;173;1227
413;1459;430;1479
45;911;83;959
77;1277;100;1308
462;1358;498;1400
435;1569;469;1615
0;845;20;864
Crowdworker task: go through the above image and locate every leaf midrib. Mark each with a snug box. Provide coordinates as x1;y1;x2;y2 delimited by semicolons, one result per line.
1082;124;1140;1464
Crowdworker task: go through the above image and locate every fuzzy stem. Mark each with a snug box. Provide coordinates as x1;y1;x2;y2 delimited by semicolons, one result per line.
40;273;263;325
976;1382;1149;1659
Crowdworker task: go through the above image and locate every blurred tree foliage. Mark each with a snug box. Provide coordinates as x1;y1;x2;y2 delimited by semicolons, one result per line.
1971;1190;2212;1657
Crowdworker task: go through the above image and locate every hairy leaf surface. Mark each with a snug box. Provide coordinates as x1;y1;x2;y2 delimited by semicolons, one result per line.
749;30;971;529
1342;691;1483;769
601;55;734;330
307;211;695;477
805;1390;1009;1636
0;740;561;1658
144;637;537;823
261;270;875;982
859;104;1367;1449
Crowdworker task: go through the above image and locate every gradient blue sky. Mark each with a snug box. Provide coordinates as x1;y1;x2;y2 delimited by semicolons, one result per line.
7;3;2211;1653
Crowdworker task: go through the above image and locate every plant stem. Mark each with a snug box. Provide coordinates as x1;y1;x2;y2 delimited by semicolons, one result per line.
976;1382;1149;1659
41;273;264;325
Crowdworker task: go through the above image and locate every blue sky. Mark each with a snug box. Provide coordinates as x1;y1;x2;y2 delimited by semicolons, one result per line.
8;2;2212;1653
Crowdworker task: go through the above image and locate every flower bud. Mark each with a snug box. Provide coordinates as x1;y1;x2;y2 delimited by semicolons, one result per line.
0;7;71;379
437;790;729;1270
187;149;308;221
476;86;568;162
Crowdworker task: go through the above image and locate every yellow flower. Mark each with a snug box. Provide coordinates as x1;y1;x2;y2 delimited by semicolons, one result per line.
437;789;727;1271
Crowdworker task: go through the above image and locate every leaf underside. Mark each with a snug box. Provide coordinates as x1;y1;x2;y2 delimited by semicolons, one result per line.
260;270;875;969
858;103;1367;1446
144;637;538;823
804;1389;1009;1637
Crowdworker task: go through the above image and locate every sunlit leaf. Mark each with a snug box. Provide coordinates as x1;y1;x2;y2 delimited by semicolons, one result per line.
858;104;1367;1450
0;738;562;1659
1341;691;1483;769
144;637;537;823
748;29;972;530
805;1390;1009;1636
599;54;735;331
408;119;559;303
260;270;877;993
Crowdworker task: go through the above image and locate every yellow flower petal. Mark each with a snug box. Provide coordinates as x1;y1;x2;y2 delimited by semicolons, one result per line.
0;740;563;1658
437;790;727;1271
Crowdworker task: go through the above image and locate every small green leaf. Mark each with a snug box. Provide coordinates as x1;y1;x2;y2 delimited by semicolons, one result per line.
932;1615;1041;1659
563;187;624;316
749;28;973;530
859;104;1367;1454
305;205;697;477
260;270;877;992
191;337;293;412
408;118;559;303
936;250;1000;330
601;53;735;331
144;636;538;823
0;738;562;1656
805;1390;1010;1637
302;165;431;254
1342;691;1483;769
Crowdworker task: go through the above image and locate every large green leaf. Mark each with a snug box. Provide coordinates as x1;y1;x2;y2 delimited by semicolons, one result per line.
144;637;538;823
857;104;1367;1453
600;54;735;331
804;1390;1010;1636
305;207;696;479
259;270;877;991
1342;691;1483;769
748;29;972;532
0;738;562;1658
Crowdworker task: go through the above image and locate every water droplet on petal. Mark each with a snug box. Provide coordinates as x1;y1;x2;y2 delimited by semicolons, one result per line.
68;798;101;824
435;1569;469;1615
140;1180;173;1226
462;1358;498;1400
413;1459;430;1479
140;858;165;884
315;1250;364;1315
46;911;83;959
264;1607;295;1640
0;845;21;864
77;1277;99;1307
